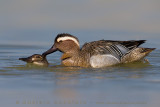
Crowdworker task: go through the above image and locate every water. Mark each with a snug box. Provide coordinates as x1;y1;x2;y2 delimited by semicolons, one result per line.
0;44;160;107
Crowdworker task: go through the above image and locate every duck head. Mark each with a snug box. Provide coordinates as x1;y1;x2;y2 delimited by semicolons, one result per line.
19;54;49;66
42;33;80;56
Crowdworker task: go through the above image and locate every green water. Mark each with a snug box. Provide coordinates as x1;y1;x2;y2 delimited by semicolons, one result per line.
0;44;160;107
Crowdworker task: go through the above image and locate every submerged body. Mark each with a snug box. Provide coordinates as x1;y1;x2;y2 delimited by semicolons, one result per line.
42;33;155;68
19;54;49;66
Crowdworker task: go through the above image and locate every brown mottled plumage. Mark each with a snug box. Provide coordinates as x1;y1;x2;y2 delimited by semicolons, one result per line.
42;33;155;68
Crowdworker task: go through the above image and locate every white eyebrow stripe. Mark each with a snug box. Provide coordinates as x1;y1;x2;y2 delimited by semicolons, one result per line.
57;37;80;47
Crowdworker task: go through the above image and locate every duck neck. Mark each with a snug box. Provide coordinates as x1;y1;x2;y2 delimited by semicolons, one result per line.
61;47;80;60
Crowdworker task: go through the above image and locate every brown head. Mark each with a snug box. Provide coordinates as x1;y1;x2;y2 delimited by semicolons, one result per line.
19;54;49;66
42;33;80;56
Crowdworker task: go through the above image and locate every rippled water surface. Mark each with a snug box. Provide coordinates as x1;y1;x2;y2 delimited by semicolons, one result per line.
0;44;160;107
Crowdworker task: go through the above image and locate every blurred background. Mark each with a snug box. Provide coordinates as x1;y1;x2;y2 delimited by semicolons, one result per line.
0;0;160;47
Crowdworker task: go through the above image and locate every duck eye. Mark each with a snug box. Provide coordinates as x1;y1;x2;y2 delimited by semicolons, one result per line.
59;40;63;42
36;56;41;58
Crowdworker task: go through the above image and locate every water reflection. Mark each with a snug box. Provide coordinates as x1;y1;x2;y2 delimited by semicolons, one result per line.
4;60;153;80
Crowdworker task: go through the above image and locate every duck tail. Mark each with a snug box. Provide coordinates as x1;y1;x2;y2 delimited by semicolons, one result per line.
121;47;155;63
141;48;156;55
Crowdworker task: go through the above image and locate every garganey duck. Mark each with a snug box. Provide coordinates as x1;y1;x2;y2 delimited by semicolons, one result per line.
42;33;155;68
19;54;49;66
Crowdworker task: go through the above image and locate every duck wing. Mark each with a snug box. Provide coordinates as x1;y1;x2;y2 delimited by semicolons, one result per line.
81;40;146;61
115;40;146;50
